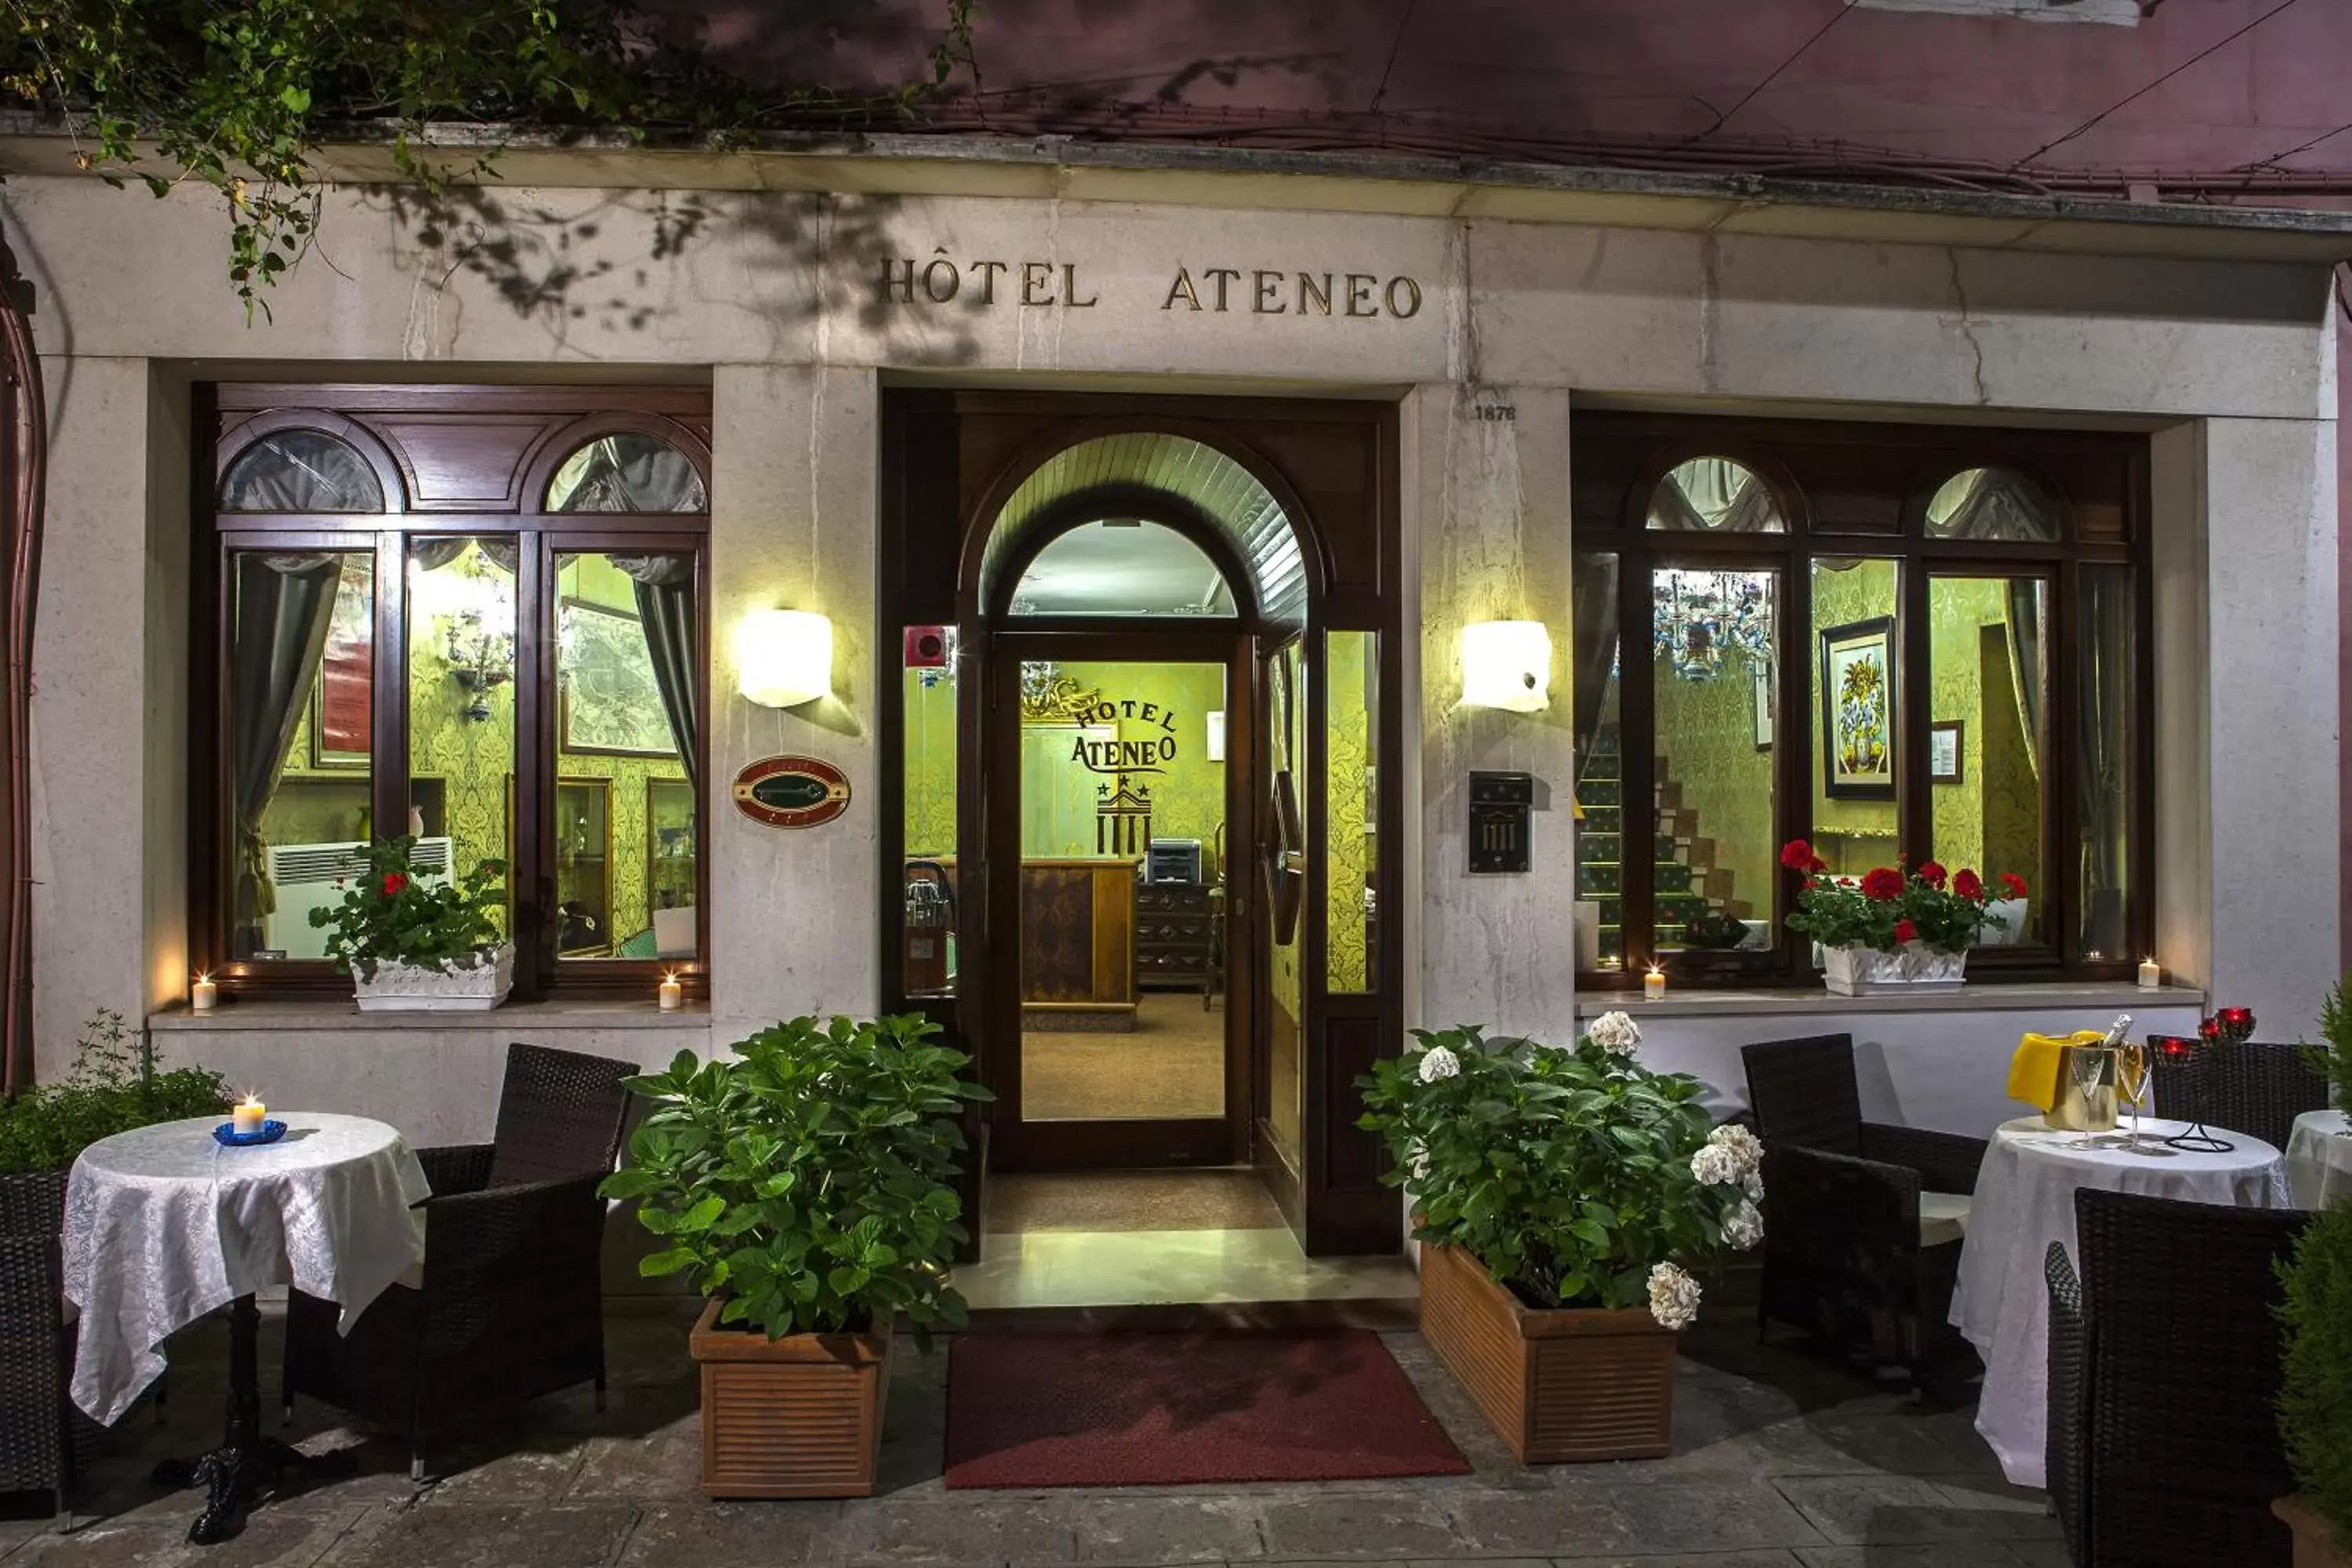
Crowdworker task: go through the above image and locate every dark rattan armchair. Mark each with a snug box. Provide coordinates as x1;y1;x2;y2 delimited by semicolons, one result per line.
1741;1033;1991;1386
2045;1186;2307;1568
2150;1038;2328;1151
282;1042;636;1480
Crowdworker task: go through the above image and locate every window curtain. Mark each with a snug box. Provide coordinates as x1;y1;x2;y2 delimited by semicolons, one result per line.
1648;460;1779;532
2078;568;2133;956
1934;469;2057;543
229;554;340;952
1570;554;1621;789
612;555;699;792
2006;579;2045;780
550;436;706;513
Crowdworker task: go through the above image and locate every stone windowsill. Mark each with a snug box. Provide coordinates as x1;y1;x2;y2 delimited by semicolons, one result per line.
1573;982;2207;1020
149;998;713;1033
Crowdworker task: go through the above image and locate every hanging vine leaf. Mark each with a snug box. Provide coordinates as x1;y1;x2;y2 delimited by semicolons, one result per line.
0;0;978;318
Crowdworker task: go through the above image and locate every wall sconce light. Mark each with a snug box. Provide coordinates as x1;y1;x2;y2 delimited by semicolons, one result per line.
737;609;833;709
1460;620;1552;712
1206;710;1226;763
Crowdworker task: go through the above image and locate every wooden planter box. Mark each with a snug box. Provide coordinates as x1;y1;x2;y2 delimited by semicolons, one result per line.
2276;1497;2352;1568
689;1299;892;1498
1417;1240;1676;1463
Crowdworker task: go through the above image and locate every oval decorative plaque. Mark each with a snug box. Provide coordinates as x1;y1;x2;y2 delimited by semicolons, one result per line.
732;755;851;829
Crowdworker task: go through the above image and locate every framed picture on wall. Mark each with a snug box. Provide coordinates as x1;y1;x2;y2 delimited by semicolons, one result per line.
1818;616;1896;800
309;560;372;769
558;597;679;758
1751;662;1774;753
1929;720;1965;785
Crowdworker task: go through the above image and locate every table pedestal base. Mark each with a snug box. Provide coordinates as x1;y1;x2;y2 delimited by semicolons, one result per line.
149;1294;355;1544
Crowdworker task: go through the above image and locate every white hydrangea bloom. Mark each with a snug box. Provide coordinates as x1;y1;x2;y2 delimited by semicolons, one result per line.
1690;1143;1740;1186
1743;1171;1765;1202
1417;1044;1461;1084
1720;1199;1764;1250
1406;1138;1430;1181
1708;1122;1764;1178
1585;1011;1642;1055
1647;1261;1702;1330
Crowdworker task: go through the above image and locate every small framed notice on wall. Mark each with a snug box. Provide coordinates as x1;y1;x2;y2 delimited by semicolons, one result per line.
1929;720;1964;785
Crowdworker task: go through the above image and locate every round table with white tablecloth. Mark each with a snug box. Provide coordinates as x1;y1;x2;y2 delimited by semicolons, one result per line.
2286;1108;2352;1210
64;1112;427;1542
1947;1116;2290;1490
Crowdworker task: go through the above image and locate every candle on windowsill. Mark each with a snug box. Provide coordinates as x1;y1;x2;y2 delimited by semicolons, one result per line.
231;1094;267;1138
1643;965;1667;1002
2137;957;2162;991
658;972;683;1012
191;974;216;1013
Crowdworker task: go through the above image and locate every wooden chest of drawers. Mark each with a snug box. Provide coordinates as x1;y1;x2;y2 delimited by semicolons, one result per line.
1134;881;1216;995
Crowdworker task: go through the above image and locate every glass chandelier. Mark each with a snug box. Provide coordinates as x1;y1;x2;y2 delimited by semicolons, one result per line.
1653;568;1774;681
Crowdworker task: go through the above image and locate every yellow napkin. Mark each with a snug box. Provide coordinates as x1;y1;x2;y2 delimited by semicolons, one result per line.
2008;1029;2109;1112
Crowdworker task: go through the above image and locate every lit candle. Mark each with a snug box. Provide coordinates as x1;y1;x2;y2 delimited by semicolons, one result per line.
658;972;683;1012
1643;965;1667;1002
2137;957;2162;991
231;1094;267;1138
191;974;216;1013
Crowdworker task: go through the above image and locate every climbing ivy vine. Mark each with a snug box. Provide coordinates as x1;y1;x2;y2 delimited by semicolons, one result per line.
0;0;975;316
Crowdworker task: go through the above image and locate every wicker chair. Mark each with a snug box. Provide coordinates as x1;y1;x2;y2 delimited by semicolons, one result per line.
2149;1038;2328;1151
282;1042;637;1480
1741;1033;1991;1385
2044;1187;2308;1567
0;1171;118;1529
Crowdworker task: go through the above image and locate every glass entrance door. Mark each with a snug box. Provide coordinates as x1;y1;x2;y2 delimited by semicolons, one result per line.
986;633;1250;1170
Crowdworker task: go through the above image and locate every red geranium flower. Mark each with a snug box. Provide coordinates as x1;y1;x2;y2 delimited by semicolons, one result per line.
1999;872;2029;899
1860;867;1904;901
1893;918;1918;943
1952;869;1984;900
382;872;409;898
1918;862;1947;890
1780;840;1817;872
1808;856;1827;874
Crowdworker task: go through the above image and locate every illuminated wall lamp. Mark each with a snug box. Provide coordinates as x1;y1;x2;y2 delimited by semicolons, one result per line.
1460;619;1552;713
736;609;833;709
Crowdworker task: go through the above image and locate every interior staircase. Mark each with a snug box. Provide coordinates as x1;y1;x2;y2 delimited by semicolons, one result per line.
1574;725;1751;967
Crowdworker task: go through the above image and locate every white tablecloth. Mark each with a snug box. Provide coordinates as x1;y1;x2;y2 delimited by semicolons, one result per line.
1949;1116;2289;1489
64;1112;428;1425
2287;1109;2352;1210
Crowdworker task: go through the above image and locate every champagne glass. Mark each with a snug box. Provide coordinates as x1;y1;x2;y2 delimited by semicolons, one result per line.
2116;1040;2148;1151
2070;1044;2108;1145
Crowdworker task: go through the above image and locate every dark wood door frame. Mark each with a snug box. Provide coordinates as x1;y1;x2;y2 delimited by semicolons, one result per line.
983;629;1254;1172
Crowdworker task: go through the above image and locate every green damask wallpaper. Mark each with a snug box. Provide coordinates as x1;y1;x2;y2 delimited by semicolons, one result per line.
263;546;693;956
1810;559;1901;868
1653;648;1773;918
1326;632;1374;991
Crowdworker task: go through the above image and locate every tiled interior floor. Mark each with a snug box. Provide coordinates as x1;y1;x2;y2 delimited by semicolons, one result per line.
957;1171;1417;1316
0;1302;2056;1567
1021;994;1225;1121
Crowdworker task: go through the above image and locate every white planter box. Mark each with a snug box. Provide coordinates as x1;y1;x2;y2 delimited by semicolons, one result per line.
1822;941;1968;996
352;944;514;1011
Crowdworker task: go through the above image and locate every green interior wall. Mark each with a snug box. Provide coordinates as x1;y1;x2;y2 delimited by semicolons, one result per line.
1326;631;1374;990
1809;560;1902;873
262;547;691;952
1651;646;1773;917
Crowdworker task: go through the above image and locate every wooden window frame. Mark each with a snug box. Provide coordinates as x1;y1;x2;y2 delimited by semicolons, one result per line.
1572;412;2153;992
193;385;713;1003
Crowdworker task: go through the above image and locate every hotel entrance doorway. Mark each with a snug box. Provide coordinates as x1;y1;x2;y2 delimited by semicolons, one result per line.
880;392;1403;1260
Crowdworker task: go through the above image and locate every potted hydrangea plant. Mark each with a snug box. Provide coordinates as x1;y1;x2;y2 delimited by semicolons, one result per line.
1359;1011;1762;1462
1780;840;2022;996
308;836;512;1011
601;1013;988;1497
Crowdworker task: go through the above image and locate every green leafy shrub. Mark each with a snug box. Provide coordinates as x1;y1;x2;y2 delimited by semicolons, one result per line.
2303;971;2352;1109
1358;1012;1762;1329
0;1008;230;1175
2280;1201;2352;1549
308;835;506;974
601;1014;989;1343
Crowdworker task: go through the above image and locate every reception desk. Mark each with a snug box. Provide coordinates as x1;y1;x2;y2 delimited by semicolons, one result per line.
1018;857;1138;1030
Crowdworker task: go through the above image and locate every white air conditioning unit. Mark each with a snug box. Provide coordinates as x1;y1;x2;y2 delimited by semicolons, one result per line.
263;837;454;960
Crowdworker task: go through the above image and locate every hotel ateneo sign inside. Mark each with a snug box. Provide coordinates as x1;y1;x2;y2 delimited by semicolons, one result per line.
877;252;1424;320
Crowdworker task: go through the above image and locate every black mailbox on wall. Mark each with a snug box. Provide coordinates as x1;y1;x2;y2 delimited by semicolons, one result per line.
1467;771;1534;873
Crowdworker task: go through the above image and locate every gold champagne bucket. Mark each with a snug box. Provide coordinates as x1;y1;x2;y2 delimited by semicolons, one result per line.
2044;1042;2119;1133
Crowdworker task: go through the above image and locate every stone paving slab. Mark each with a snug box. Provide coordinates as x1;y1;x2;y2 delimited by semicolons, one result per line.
0;1307;2027;1568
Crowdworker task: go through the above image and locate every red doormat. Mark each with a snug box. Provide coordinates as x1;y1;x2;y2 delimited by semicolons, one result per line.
942;1328;1470;1489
